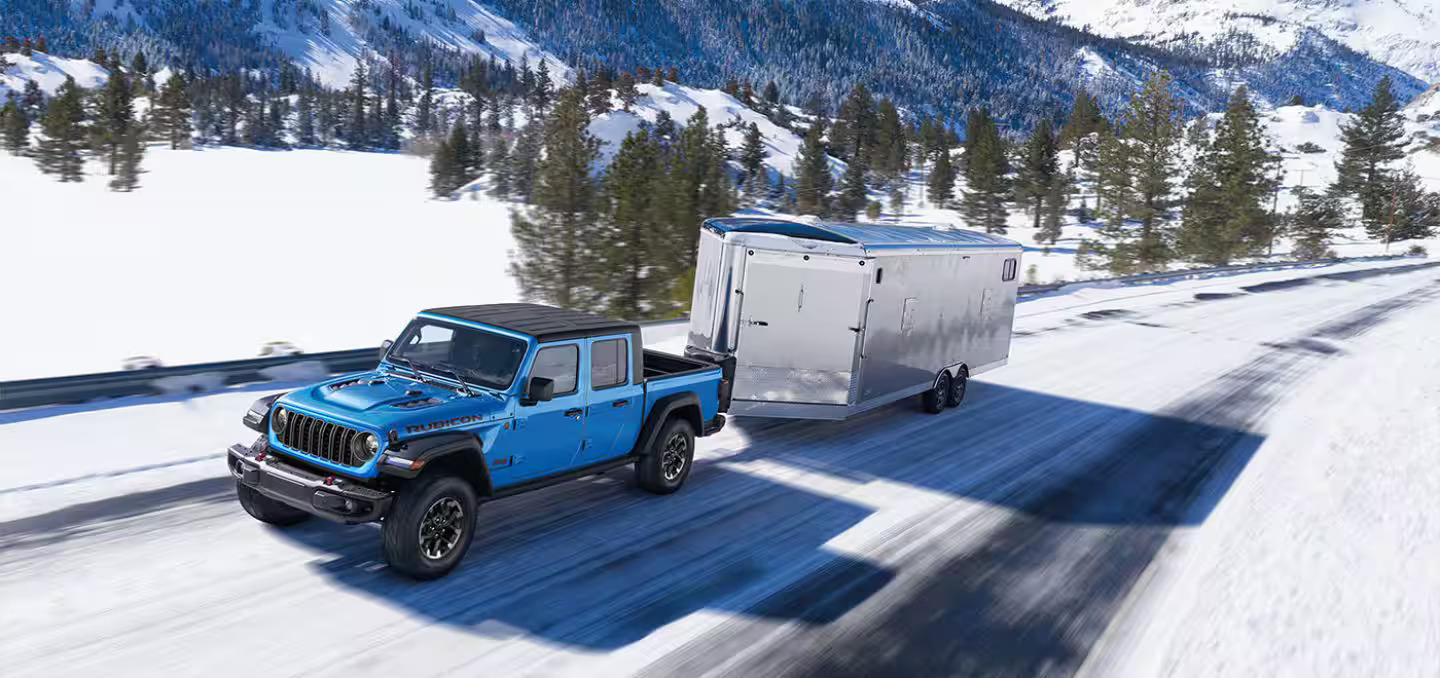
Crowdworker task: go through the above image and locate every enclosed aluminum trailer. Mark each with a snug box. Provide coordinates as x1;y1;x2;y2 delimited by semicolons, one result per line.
685;218;1022;420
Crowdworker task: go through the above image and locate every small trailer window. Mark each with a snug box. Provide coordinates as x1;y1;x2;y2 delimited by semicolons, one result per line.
1002;258;1018;282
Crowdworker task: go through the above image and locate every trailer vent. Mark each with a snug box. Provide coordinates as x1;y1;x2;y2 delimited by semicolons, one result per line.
277;413;363;467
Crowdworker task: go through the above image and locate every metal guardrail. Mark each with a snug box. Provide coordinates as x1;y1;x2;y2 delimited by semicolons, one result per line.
0;254;1417;411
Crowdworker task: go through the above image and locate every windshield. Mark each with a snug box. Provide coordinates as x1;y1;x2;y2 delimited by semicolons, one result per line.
387;320;528;391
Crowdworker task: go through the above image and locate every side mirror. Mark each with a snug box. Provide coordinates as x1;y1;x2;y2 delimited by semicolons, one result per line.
377;339;393;361
522;376;554;405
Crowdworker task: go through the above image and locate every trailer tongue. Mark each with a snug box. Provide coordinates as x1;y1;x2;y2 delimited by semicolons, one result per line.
684;218;1022;420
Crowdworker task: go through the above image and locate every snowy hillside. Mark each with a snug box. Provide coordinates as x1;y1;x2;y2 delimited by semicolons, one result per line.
995;0;1440;83
0;52;108;97
589;83;808;180
255;0;569;87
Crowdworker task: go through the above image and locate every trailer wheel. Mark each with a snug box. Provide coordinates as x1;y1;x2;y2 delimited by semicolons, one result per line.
946;366;969;408
236;482;311;526
636;417;695;494
922;371;951;414
381;472;477;580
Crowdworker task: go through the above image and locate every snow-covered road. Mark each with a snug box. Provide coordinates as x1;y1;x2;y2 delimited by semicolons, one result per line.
2;260;1438;676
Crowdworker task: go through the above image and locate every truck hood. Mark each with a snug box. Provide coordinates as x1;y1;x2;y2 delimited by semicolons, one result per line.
277;370;513;435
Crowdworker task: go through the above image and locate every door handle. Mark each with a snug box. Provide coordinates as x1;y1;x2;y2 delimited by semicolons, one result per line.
612;400;630;408
564;408;583;419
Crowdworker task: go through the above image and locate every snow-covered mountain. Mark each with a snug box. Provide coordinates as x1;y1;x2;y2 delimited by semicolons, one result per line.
994;0;1440;84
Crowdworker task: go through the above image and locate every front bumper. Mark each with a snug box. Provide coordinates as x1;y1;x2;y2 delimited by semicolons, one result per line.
228;441;393;524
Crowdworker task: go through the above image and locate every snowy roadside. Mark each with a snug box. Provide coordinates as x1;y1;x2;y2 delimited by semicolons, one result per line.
1082;269;1440;677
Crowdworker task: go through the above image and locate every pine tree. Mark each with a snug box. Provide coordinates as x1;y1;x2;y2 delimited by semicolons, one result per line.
1015;118;1059;230
109;125;145;191
1382;170;1440;244
1038;171;1069;244
510;88;602;308
35;76;86;182
1177;86;1277;265
961;109;1008;232
488;136;513;198
415;64;435;136
602;128;666;317
348;60;368;148
533;59;553;113
831;83;876;164
928;148;957;208
2;93;29;154
510;119;543;201
152;72;193;150
448;122;475;187
873;98;906;180
589;69;612;115
1334;76;1408;238
429;137;458;198
1100;71;1183;272
616;72;638;112
793;121;832;216
1288;188;1343;260
94;70;135;174
296;82;316;146
762;81;780;107
739;122;766;203
838;155;869;220
22;80;44;117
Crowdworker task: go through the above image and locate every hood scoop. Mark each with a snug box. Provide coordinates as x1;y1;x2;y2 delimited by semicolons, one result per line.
394;397;443;409
329;378;366;391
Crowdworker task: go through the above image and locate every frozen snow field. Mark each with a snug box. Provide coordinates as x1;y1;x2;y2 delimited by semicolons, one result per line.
1;147;518;379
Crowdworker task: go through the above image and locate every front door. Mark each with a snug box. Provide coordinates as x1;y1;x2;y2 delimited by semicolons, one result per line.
735;252;867;404
504;342;587;483
582;335;644;460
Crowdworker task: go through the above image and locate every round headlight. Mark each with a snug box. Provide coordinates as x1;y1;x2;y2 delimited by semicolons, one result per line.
351;433;380;462
272;407;289;432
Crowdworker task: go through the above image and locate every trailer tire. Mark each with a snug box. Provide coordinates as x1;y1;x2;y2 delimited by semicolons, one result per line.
946;366;969;408
636;417;695;495
922;371;951;414
236;482;311;526
381;473;477;580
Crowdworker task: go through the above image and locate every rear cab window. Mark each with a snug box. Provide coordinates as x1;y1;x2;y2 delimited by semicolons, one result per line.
591;338;629;389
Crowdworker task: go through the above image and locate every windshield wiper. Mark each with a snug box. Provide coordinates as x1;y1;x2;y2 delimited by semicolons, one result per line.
388;356;432;385
430;364;478;397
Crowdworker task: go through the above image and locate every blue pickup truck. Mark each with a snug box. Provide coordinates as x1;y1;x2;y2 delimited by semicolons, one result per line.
228;304;730;579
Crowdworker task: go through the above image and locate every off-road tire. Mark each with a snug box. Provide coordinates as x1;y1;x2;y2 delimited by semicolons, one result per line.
946;366;969;408
636;417;696;495
381;473;478;580
922;371;951;414
236;482;311;526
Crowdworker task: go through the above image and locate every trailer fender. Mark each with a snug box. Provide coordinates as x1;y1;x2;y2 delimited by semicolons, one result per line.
635;394;703;456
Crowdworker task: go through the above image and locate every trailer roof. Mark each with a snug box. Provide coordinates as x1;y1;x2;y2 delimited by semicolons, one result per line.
423;303;634;343
703;218;1020;251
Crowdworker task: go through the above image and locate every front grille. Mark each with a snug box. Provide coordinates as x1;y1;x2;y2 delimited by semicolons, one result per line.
277;412;364;467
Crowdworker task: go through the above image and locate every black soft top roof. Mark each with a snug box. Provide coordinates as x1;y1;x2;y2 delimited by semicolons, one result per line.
423;303;636;343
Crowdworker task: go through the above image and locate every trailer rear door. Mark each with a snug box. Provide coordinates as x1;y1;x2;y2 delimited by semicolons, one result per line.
734;253;867;405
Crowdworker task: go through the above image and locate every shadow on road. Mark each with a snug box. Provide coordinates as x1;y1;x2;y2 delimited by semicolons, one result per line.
270;379;1265;653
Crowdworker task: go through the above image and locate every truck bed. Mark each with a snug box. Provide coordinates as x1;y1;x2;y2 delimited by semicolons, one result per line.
641;349;714;380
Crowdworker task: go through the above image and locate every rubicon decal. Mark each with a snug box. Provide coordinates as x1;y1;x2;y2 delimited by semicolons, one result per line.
406;415;484;434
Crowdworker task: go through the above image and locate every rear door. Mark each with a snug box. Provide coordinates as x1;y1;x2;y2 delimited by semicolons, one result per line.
582;334;644;461
734;251;867;405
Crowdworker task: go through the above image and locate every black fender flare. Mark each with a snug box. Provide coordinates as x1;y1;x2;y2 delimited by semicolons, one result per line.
380;431;493;496
242;393;287;433
634;393;702;457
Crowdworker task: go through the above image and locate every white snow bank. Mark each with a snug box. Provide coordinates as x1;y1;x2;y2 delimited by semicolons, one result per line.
0;146;518;379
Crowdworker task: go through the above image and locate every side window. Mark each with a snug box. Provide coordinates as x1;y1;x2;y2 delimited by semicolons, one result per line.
1001;258;1018;282
531;345;579;395
590;338;628;389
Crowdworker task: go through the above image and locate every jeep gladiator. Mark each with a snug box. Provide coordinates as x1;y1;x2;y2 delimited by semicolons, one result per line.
228;303;730;579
